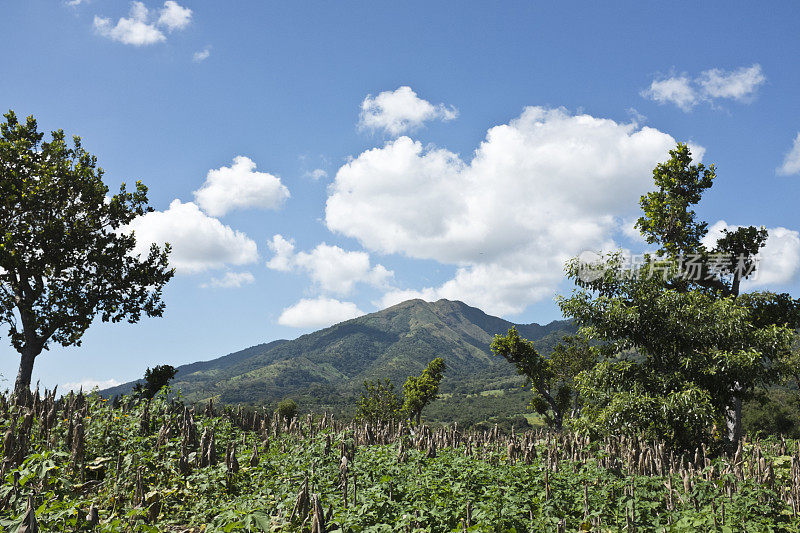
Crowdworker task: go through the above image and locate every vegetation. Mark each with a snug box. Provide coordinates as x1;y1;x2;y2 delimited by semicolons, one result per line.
490;328;598;430
401;358;446;425
557;143;799;450
276;399;298;425
0;111;173;400
4;389;800;532
99;299;576;410
132;365;177;400
355;378;402;424
6;123;800;531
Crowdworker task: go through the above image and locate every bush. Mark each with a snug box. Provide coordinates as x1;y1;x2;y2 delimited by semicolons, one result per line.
276;398;298;423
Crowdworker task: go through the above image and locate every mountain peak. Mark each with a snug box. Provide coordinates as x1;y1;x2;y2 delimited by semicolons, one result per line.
103;299;574;407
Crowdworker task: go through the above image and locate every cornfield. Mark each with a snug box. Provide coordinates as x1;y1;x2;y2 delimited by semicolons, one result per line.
1;387;798;531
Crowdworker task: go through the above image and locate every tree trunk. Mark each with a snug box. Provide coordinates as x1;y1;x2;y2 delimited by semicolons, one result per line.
552;408;563;431
726;383;743;444
14;345;39;403
538;388;563;431
731;271;741;298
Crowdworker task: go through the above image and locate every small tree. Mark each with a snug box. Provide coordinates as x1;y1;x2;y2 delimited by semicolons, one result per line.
0;111;173;400
402;358;446;425
276;399;298;425
133;364;177;400
356;378;402;424
491;328;598;430
548;334;600;412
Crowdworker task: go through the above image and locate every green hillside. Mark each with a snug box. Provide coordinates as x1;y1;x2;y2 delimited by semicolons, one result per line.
103;299;575;427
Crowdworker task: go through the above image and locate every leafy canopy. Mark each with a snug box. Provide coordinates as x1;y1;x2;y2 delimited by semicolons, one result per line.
276;399;298;423
559;143;796;448
402;358;446;425
491;328;598;429
132;364;177;400
355;378;402;424
0;111;173;394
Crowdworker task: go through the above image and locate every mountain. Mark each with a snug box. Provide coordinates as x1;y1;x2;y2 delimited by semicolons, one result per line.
102;299;574;426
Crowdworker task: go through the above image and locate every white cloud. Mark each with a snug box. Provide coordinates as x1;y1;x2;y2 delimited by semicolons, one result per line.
94;2;165;46
621;217;647;243
641;75;698;111
379;264;556;316
193;46;211;63
306;168;328;180
703;220;800;287
126;199;258;273
61;378;121;393
643;64;766;111
698;64;765;102
265;235;296;272
777;133;800;176
278;297;365;328
328;106;682;315
193;156;290;217
94;1;191;46
201;271;255;289
158;0;191;31
359;86;458;136
266;235;393;295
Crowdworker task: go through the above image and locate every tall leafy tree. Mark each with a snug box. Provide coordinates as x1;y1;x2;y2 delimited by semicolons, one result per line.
402;358;446;425
635;143;767;297
560;143;796;447
561;254;793;448
0;111;173;399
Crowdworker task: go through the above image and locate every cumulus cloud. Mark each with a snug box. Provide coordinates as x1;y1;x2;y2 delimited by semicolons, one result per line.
642;64;766;111
193;46;211;63
278;297;365;328
201;271;255;289
193;156;290;217
359;86;458;136
379;264;557;316
328;106;682;315
61;378;121;393
697;64;766;102
94;1;191;46
126;199;258;273
157;0;192;31
777;133;800;176
642;75;698;111
266;235;393;295
703;220;800;287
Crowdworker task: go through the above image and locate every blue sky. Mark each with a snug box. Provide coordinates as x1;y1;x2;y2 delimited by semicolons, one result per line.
2;0;800;391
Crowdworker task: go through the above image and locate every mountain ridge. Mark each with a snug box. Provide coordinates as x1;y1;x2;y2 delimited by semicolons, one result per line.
102;299;575;420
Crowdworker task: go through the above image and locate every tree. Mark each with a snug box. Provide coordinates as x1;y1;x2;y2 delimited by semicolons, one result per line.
402;358;446;425
548;334;600;411
355;378;402;424
490;328;598;430
635;143;766;298
0;111;173;399
132;364;177;400
276;399;298;425
560;143;796;448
